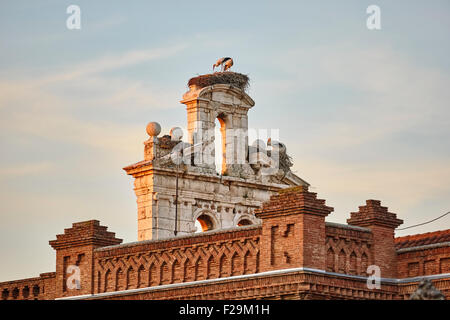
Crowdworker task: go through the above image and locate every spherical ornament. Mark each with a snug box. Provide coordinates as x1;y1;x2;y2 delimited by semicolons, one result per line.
146;122;161;137
170;127;183;141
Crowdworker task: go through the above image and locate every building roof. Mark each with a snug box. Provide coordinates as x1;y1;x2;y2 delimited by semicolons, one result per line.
395;229;450;249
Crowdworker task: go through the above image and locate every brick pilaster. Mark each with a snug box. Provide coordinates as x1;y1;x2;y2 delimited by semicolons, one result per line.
347;200;403;278
255;186;333;272
49;220;122;298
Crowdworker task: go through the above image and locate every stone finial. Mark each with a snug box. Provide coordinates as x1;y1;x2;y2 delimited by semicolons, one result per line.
410;279;445;300
146;122;161;137
347;199;403;229
255;185;333;219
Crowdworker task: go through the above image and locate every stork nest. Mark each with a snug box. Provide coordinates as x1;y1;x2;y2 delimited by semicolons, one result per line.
188;72;250;92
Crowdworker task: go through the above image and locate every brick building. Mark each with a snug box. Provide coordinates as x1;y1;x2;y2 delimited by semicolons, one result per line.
1;73;449;300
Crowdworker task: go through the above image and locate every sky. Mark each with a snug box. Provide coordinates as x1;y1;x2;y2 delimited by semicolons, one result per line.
0;0;449;282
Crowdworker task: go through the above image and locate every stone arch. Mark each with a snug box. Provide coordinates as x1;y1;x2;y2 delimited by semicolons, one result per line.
196;84;255;107
234;213;259;227
193;209;221;232
214;114;228;174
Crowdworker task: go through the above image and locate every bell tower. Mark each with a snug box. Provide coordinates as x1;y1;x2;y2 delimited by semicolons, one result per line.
124;72;308;241
180;80;255;178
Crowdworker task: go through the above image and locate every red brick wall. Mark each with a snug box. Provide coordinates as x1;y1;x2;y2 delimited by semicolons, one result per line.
325;224;373;275
93;226;261;293
397;246;450;278
256;186;333;272
2;188;450;300
0;272;55;300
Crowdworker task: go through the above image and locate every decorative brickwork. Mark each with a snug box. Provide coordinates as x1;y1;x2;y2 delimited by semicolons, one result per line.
1;188;449;300
347;200;403;278
325;223;373;275
93;226;261;293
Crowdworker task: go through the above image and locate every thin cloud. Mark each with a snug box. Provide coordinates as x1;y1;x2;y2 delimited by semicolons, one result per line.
0;162;53;178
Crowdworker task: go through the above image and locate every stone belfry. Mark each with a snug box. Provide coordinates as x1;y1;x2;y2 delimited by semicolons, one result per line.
124;72;309;241
181;79;255;178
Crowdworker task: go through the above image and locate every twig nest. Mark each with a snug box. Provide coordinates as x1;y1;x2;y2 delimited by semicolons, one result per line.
146;122;161;137
188;72;250;92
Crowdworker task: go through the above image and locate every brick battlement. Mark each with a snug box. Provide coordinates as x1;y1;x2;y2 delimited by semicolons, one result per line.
255;186;333;218
347;199;403;229
49;220;122;250
1;189;449;300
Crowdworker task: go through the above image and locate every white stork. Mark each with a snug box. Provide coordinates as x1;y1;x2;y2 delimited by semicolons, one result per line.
213;57;233;72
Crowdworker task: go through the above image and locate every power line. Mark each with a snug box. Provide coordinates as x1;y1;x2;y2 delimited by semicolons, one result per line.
397;211;450;231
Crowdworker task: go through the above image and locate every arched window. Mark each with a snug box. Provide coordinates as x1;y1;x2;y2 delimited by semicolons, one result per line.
214;115;226;175
237;219;253;227
195;214;215;232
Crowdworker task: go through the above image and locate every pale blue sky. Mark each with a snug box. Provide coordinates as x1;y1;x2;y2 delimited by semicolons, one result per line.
0;1;449;281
